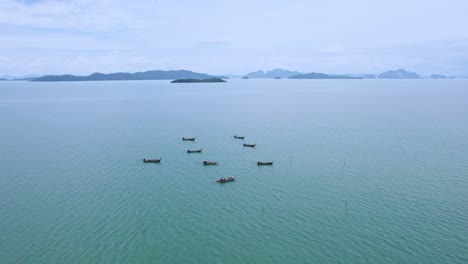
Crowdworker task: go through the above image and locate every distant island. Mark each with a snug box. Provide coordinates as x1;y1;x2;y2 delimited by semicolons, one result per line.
378;69;420;79
245;68;452;79
246;69;362;79
3;68;467;82
289;72;363;79
247;69;300;78
171;78;226;83
31;70;226;82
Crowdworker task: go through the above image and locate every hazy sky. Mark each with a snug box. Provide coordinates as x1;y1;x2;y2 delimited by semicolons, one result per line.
1;0;468;76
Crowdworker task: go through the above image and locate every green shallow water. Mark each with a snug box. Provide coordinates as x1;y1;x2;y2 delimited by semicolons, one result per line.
0;79;467;263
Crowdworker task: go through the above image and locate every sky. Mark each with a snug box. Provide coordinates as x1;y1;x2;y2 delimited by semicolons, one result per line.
1;0;468;76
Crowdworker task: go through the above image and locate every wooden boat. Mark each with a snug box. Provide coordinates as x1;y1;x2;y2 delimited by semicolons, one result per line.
182;137;196;141
243;143;256;147
257;161;273;165
143;158;161;163
216;176;235;183
203;161;218;165
187;149;202;153
234;135;245;139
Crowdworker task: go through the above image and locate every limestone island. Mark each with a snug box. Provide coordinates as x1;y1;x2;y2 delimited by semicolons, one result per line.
171;78;226;83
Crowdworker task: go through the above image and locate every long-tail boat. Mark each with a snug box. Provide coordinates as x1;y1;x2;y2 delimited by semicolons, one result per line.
143;158;161;163
182;137;196;141
203;161;218;165
187;149;203;153
243;143;256;147
257;161;273;165
216;176;235;183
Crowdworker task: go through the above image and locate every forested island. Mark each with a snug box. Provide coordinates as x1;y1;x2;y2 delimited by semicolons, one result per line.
171;78;226;83
32;70;225;82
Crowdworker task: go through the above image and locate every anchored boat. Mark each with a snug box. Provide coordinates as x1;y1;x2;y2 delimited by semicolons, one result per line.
257;161;273;165
143;158;161;163
234;135;245;139
243;143;256;147
187;149;203;153
203;161;218;165
182;137;196;141
216;176;235;183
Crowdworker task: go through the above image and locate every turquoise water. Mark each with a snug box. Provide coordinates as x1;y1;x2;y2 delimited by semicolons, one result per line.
1;79;467;263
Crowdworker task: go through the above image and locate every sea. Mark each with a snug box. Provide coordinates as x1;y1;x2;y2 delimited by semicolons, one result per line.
0;79;467;263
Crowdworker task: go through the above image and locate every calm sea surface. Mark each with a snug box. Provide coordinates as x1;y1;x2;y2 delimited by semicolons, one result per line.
0;79;467;263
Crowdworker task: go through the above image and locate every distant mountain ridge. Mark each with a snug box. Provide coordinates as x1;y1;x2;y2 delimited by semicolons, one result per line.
378;69;421;79
245;68;442;79
4;68;468;82
32;70;225;82
247;69;301;78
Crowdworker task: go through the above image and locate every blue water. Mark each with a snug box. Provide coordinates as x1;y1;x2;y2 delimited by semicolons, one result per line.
1;79;467;263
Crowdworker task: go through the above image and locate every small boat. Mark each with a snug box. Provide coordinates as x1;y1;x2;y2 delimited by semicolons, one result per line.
257;161;273;165
143;158;161;163
234;135;245;139
203;161;218;165
182;137;196;141
243;143;256;147
187;149;202;153
216;176;235;183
